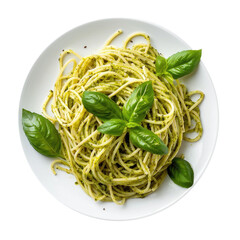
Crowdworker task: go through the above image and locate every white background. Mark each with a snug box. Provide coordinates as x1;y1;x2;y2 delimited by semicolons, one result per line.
1;0;239;239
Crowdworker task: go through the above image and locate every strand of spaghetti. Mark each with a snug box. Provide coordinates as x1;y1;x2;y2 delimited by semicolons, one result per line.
187;91;204;112
104;29;123;46
123;32;151;53
71;130;99;151
42;90;56;123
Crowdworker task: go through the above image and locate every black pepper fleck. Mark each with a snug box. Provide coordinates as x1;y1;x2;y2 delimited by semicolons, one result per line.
103;208;105;211
130;40;133;43
84;46;87;48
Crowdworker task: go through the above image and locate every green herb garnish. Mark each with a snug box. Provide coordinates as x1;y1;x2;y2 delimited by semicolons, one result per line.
129;125;168;155
122;81;154;123
167;157;194;188
97;119;127;136
155;49;202;82
82;91;123;122
82;81;168;155
22;109;63;158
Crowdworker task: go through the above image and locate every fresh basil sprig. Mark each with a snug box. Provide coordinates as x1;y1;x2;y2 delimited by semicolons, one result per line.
22;109;62;158
155;49;202;80
122;80;154;123
129;125;168;155
82;91;123;122
167;157;194;188
82;81;168;155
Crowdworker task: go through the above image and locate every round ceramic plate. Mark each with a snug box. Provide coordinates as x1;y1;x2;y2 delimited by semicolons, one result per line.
19;18;218;220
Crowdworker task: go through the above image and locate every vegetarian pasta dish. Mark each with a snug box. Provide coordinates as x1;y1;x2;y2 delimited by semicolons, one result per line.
22;30;204;204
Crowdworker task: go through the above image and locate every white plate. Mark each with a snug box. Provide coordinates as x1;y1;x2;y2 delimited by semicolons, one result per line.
19;18;218;220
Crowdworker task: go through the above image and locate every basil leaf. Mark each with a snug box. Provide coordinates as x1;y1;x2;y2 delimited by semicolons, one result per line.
155;55;168;77
98;119;127;136
167;49;202;79
82;91;123;122
22;109;62;157
167;157;194;188
129;126;168;155
122;81;154;123
126;122;140;128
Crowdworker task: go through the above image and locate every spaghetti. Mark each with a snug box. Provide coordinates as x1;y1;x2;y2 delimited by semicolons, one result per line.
42;30;204;204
